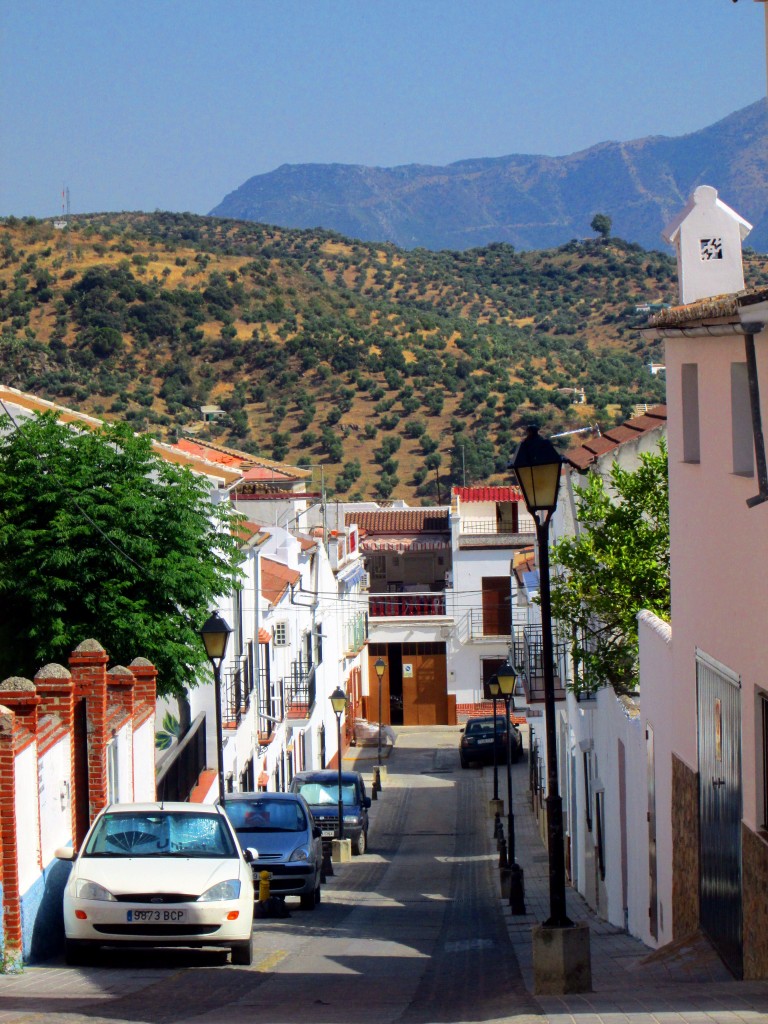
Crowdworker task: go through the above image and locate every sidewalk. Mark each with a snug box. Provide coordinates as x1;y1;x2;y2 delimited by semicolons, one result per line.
494;727;768;1022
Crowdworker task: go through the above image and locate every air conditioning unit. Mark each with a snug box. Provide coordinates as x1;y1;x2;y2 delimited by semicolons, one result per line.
360;571;371;590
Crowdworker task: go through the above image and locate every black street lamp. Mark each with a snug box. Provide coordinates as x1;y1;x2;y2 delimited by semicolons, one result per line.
374;658;386;775
511;425;572;929
200;611;233;805
329;685;347;840
488;673;500;802
497;658;525;915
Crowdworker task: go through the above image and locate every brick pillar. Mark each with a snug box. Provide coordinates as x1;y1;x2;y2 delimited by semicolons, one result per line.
0;705;22;968
107;666;136;726
129;657;158;715
0;678;41;973
69;640;109;824
34;664;76;843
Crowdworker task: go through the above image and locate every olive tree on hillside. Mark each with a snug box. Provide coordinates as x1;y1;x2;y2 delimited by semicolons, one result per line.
0;413;243;696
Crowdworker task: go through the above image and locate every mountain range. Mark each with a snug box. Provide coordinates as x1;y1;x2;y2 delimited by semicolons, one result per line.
210;100;768;253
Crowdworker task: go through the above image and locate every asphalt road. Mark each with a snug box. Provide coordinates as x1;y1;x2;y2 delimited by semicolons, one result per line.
0;726;541;1024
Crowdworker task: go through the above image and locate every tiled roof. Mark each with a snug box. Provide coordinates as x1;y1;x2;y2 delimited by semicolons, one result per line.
649;295;738;327
345;509;450;534
565;405;667;471
0;386;242;485
232;520;265;545
453;486;523;503
260;558;301;606
172;438;312;478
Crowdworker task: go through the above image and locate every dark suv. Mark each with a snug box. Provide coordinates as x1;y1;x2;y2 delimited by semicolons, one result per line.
289;770;371;856
459;715;523;768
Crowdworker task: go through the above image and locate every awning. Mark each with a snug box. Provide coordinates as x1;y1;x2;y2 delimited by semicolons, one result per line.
360;535;451;554
337;562;366;586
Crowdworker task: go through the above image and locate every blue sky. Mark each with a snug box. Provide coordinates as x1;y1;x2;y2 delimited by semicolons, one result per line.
1;0;766;219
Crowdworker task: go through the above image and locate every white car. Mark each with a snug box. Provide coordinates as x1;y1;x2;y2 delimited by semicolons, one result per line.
56;802;256;966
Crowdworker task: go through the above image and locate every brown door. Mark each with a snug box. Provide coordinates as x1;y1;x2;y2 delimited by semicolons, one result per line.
482;577;512;636
402;646;447;725
367;654;391;725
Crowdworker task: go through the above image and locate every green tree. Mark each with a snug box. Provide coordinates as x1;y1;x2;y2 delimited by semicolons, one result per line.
0;413;244;697
549;443;669;696
590;213;612;240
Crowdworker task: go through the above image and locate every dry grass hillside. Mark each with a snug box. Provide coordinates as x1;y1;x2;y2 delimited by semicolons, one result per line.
3;211;764;501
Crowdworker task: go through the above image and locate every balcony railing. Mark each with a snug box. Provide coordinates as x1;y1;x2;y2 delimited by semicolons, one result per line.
369;592;446;617
221;645;254;728
284;656;315;719
156;713;207;802
460;517;537;535
513;624;568;703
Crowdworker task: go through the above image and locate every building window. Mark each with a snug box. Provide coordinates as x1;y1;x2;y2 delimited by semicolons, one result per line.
681;363;700;463
315;626;323;666
274;622;288;646
732;362;754;477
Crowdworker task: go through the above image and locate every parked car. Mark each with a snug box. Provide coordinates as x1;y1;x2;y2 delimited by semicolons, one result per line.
56;802;256;966
459;715;523;768
222;792;323;910
289;770;371;856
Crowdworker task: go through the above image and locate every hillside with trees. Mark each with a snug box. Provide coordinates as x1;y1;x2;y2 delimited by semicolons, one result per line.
2;211;765;501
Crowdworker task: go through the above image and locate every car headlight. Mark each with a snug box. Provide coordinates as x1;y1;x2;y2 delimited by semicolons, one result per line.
343;814;361;825
75;879;117;901
198;879;241;902
289;846;310;862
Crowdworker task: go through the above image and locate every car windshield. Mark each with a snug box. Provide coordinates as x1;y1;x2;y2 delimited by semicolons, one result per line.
295;782;358;807
466;720;507;737
224;799;307;833
83;812;238;858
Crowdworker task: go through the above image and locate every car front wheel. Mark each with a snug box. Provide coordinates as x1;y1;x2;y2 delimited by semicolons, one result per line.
64;939;91;966
230;936;253;966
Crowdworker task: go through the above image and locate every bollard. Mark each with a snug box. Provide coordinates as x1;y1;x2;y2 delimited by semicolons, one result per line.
496;821;506;853
371;780;378;801
493;812;502;839
498;836;508;871
322;845;334;879
259;870;272;902
372;765;383;793
508;862;526;915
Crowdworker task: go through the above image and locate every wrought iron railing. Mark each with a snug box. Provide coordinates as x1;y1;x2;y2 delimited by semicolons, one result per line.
156;712;207;802
221;645;255;727
514;624;568;703
284;656;315;717
369;592;446;617
459;516;537;535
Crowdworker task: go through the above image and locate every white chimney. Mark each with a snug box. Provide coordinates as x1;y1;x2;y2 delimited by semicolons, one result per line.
662;185;752;305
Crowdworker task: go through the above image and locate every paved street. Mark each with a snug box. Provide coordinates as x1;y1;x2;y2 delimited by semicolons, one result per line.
1;725;767;1024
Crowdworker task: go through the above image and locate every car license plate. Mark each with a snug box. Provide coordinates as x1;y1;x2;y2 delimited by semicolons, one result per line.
478;738;492;744
126;909;186;923
321;829;335;837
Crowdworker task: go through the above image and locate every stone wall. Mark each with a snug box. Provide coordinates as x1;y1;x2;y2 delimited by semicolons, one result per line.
742;823;768;979
671;753;699;938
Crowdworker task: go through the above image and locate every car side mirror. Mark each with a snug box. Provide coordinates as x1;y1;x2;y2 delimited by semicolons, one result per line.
243;847;259;863
55;846;75;860
363;796;372;810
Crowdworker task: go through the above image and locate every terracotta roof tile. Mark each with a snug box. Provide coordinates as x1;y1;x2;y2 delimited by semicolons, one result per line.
453;486;523;502
564;404;667;471
345;509;450;534
260;558;301;606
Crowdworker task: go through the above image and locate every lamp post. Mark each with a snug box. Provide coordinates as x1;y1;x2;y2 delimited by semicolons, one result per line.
329;685;347;840
488;674;500;802
497;658;525;915
374;658;386;776
512;425;572;928
200;611;233;805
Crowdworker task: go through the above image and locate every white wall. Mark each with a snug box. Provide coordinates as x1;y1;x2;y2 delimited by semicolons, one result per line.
15;744;41;895
37;737;72;867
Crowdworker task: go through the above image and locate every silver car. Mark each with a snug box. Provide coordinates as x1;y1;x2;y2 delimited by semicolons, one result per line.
222;792;323;910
